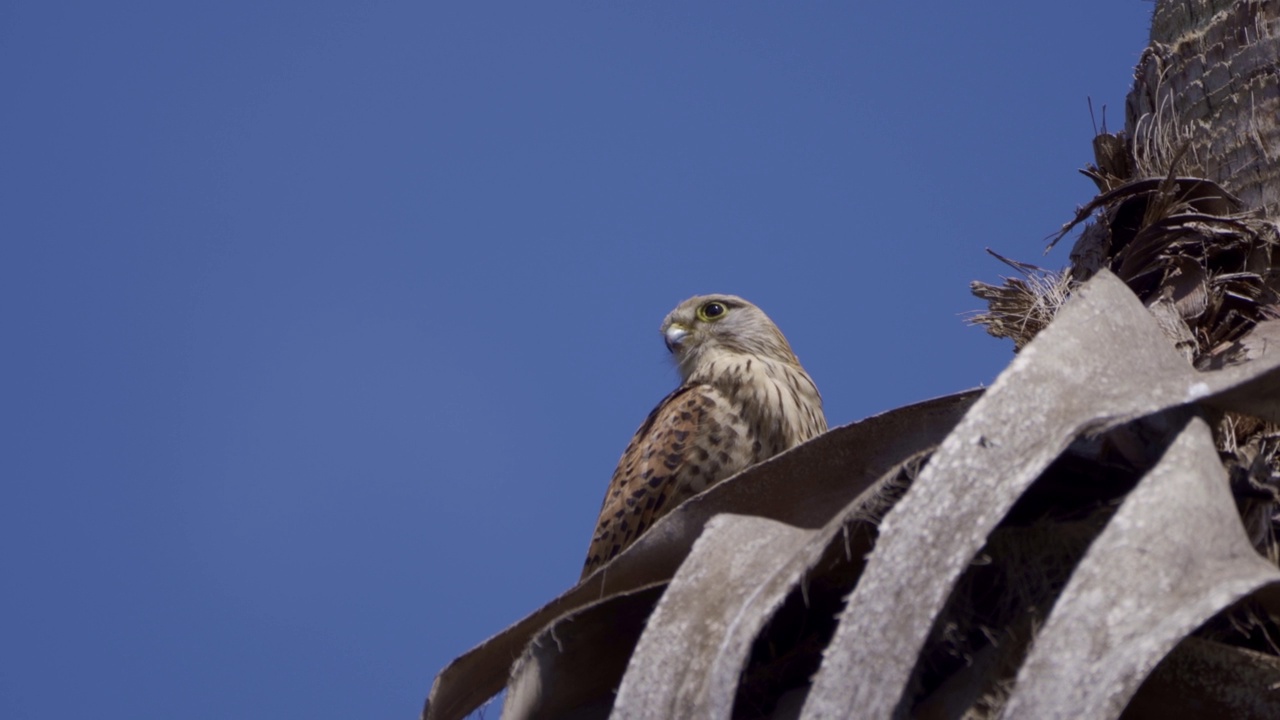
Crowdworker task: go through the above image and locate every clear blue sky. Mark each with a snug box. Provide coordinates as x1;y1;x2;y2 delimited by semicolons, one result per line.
3;3;1152;718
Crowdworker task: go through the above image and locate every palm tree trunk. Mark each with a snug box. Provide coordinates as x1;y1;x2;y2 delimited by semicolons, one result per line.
1133;0;1280;216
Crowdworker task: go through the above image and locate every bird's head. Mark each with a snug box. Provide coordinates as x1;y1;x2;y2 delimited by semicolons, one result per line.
661;294;800;381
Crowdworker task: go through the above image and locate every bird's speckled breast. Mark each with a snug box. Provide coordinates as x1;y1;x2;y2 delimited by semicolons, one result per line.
700;353;827;461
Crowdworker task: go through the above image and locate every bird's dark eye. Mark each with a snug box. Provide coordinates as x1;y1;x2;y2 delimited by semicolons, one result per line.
697;301;728;322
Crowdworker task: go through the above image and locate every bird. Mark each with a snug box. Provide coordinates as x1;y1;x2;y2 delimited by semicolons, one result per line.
580;294;826;579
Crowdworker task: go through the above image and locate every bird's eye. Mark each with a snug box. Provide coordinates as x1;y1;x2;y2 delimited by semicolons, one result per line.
697;301;728;322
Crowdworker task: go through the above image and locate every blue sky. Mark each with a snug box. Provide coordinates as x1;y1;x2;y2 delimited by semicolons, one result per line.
3;2;1152;718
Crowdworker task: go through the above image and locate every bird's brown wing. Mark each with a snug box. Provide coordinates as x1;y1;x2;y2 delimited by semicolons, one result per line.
580;383;731;579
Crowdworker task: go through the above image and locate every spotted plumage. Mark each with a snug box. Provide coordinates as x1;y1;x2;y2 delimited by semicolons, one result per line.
580;294;826;579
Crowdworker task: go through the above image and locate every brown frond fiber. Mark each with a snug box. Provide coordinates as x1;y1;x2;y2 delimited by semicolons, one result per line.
969;252;1072;351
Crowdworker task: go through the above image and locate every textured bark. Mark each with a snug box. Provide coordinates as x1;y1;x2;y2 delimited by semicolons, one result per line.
1134;0;1280;215
1124;636;1280;719
1003;412;1280;718
801;271;1280;719
611;515;815;720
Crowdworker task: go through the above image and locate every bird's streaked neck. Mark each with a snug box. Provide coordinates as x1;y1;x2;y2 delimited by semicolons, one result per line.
680;346;795;385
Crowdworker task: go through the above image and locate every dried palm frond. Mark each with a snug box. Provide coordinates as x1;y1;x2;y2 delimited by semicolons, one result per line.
966;68;1280;697
968;250;1072;351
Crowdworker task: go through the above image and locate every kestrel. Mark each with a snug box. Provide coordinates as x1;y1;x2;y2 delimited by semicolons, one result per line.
580;294;826;579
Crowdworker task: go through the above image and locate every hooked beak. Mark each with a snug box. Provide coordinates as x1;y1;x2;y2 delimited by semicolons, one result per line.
664;323;689;353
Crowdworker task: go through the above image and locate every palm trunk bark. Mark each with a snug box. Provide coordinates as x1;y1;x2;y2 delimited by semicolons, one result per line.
1133;0;1280;216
